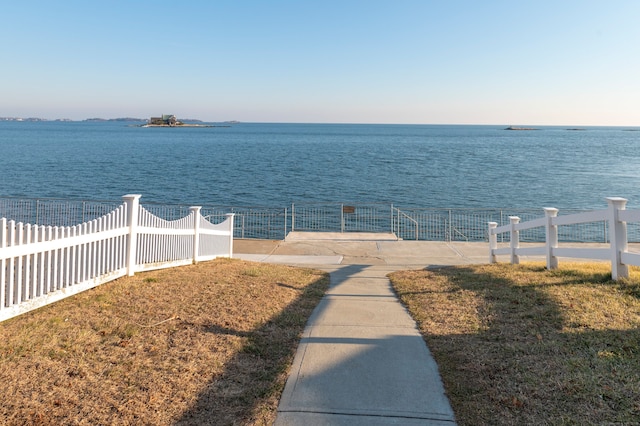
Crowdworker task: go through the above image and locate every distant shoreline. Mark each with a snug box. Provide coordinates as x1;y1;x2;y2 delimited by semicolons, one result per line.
1;118;638;130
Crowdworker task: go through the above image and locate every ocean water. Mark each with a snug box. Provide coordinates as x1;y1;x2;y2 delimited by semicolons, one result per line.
1;121;640;210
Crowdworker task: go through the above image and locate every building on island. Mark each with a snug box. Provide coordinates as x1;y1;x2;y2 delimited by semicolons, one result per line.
148;114;179;126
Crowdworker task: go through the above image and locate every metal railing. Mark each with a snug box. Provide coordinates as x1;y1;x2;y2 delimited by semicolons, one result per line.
393;207;419;240
291;203;393;234
0;198;122;227
3;197;640;242
203;206;289;240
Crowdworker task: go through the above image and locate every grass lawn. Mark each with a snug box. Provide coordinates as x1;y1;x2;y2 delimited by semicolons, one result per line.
389;262;640;426
0;258;329;425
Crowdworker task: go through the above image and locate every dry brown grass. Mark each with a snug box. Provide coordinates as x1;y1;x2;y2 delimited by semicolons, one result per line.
0;258;329;425
389;262;640;426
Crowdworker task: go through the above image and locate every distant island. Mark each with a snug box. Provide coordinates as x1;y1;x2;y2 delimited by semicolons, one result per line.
140;114;224;128
84;117;145;122
504;126;538;131
0;117;145;122
0;116;223;125
0;117;74;122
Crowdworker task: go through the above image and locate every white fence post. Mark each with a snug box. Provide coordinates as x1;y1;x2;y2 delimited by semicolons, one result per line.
488;222;498;263
607;197;628;280
190;206;201;263
226;213;235;258
509;216;520;264
123;194;141;276
544;207;559;270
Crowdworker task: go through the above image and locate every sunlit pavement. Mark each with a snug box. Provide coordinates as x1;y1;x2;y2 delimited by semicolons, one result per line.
233;232;490;270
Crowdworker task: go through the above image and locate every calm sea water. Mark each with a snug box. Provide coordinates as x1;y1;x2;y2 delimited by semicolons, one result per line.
1;121;640;209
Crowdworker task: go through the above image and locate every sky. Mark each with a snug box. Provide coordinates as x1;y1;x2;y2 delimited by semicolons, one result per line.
1;1;639;125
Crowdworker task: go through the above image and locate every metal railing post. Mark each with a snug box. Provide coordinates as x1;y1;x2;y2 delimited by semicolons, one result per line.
291;203;295;232
284;207;288;239
390;204;394;234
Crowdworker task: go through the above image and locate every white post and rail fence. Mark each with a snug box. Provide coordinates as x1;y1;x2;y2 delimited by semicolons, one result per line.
488;197;640;281
0;194;234;323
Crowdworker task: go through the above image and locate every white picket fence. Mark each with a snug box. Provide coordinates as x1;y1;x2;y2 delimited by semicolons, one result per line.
488;197;640;280
0;194;234;322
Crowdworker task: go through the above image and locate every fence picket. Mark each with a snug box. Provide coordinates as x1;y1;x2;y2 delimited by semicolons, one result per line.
69;226;76;287
16;223;24;303
7;221;15;306
61;226;68;287
24;224;32;300
106;213;113;273
52;226;59;291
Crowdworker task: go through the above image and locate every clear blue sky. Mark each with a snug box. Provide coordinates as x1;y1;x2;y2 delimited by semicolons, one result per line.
2;1;639;125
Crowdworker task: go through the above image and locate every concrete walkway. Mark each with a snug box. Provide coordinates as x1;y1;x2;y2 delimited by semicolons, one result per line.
275;263;456;425
234;233;491;425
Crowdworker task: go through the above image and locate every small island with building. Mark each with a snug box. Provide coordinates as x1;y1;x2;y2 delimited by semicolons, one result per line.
141;114;225;128
504;126;538;131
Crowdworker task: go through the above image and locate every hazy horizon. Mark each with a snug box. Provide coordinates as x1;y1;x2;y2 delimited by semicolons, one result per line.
2;1;639;127
4;118;640;130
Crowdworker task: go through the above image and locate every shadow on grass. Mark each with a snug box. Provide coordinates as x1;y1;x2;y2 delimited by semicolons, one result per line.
175;273;330;425
391;263;640;425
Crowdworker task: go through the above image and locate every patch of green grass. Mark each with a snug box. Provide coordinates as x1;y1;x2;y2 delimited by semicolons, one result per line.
242;267;262;277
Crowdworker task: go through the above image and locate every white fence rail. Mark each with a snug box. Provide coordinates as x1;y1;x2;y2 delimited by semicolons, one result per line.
0;194;234;322
488;197;639;281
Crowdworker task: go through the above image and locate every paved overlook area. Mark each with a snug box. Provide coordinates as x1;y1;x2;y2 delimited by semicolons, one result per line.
234;232;495;426
234;232;489;269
